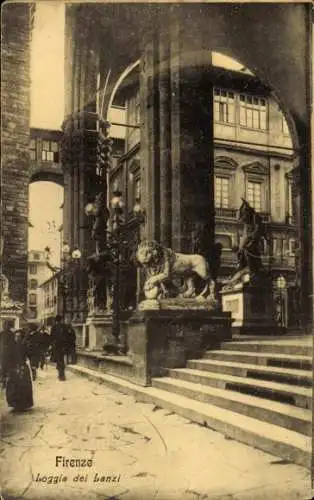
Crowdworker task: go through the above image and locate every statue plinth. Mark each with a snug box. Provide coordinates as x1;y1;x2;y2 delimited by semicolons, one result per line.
128;306;232;379
221;269;278;335
138;296;219;311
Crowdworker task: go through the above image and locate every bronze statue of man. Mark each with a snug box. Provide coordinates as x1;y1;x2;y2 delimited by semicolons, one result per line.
236;198;265;276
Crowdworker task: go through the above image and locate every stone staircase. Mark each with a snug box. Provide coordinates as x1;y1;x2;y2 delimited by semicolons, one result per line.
152;337;312;468
70;335;312;468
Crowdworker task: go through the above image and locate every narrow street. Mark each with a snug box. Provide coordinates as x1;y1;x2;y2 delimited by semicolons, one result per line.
0;365;311;500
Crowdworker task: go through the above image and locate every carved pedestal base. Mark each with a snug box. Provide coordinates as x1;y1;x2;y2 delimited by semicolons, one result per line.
128;309;232;380
84;311;128;354
84;312;109;350
221;274;279;335
138;297;219;312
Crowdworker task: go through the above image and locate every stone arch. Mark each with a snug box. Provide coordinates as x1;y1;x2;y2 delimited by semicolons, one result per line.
102;59;140;121
29;170;64;186
94;3;311;319
98;4;309;151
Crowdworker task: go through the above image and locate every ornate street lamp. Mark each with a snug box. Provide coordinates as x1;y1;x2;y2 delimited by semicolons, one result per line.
71;248;82;260
109;190;124;351
132;197;146;224
84;203;96;217
44;244;81;323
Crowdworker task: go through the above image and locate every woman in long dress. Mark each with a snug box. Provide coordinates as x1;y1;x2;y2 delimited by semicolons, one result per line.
2;328;34;411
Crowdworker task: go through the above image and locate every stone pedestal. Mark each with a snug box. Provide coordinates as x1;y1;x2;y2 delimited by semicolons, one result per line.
84;312;128;352
84;313;111;350
221;277;278;335
128;306;232;381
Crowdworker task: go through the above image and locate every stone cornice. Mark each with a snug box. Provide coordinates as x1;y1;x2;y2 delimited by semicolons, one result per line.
214;140;296;161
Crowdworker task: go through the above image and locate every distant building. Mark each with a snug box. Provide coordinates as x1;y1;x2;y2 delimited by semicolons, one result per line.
27;250;53;325
29;127;63;186
39;273;60;328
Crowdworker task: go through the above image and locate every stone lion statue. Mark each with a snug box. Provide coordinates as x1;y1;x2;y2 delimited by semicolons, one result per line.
136;240;215;300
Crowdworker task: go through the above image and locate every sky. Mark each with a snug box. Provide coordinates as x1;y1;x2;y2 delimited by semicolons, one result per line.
28;182;64;266
30;1;65;130
29;2;65;265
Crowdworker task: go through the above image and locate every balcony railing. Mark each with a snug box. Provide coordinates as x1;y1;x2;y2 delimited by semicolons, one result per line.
215;208;271;223
215;207;237;219
219;254;295;271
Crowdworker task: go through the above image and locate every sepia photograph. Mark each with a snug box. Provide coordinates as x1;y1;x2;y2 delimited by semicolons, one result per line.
1;0;313;498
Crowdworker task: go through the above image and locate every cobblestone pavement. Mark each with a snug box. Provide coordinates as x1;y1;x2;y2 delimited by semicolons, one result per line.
0;365;311;500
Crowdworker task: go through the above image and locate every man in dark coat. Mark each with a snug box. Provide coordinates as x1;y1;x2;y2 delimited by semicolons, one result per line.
50;315;67;381
0;322;33;410
65;324;77;365
38;326;51;369
24;327;41;380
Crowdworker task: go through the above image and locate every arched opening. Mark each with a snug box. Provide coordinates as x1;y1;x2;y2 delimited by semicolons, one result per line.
28;181;64;267
105;59;140;116
105;50;300;328
27;181;64;326
30;171;64;186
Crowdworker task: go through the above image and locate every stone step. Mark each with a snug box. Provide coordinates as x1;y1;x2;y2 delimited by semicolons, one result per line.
187;359;312;387
152;376;312;436
76;350;134;380
220;340;312;357
166;368;312;409
204;350;312;371
68;365;311;469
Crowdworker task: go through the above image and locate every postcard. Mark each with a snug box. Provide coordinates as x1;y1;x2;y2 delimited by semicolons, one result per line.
1;1;313;499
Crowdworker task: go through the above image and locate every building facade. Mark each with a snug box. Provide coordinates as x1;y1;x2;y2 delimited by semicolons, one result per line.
39;273;60;328
2;4;33;309
27;250;53;325
29;128;63;186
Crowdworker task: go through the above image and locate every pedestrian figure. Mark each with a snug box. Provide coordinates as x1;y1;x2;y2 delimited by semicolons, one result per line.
1;324;33;411
38;326;51;370
50;315;67;381
24;326;41;380
65;323;77;365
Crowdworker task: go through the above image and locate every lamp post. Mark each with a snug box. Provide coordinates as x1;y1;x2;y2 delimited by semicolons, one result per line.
45;244;81;324
60;243;70;321
276;274;286;329
110;190;124;348
85;188;146;354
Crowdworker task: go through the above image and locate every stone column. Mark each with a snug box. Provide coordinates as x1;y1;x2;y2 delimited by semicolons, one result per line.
139;8;215;257
139;26;160;241
298;140;312;330
170;11;215;254
158;19;172;248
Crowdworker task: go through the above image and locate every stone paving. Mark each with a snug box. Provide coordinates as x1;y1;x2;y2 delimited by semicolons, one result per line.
0;365;311;500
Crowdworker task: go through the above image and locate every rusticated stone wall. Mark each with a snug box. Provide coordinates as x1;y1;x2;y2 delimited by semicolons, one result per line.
1;4;32;305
